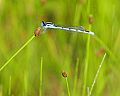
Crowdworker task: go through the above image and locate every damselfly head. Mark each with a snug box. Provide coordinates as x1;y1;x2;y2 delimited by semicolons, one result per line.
41;21;46;27
42;21;56;29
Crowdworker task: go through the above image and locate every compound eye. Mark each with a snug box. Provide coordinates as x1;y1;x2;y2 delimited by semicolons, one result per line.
41;21;46;27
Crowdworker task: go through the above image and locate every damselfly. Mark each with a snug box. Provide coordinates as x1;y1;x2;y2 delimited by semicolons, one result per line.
41;21;94;35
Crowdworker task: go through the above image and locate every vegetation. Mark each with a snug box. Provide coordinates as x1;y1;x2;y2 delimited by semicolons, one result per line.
0;0;120;96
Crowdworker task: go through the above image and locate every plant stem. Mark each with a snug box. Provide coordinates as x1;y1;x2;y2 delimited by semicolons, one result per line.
82;0;91;94
94;36;118;63
24;72;28;95
0;35;35;72
8;76;11;96
73;58;79;96
82;23;91;96
88;53;106;96
66;78;71;96
39;57;43;96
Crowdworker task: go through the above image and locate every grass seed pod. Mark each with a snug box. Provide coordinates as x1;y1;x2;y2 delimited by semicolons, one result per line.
88;15;94;24
34;27;42;36
62;71;67;78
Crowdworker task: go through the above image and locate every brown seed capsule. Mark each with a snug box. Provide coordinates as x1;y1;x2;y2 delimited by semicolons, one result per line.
88;15;94;24
62;71;67;78
96;48;105;57
40;0;47;6
34;27;42;36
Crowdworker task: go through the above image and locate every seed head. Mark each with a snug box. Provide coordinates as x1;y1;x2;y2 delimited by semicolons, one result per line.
40;0;47;6
88;15;94;24
62;71;67;78
34;27;42;36
96;48;105;57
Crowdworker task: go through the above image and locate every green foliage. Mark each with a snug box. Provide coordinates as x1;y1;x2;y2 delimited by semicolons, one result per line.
0;0;120;96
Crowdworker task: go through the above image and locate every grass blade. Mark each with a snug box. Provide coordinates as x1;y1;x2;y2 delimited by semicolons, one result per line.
8;76;12;96
39;57;43;96
0;35;35;72
88;53;107;96
72;58;79;96
66;78;71;96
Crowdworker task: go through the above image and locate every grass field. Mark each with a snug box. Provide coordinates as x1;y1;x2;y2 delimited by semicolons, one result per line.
0;0;120;96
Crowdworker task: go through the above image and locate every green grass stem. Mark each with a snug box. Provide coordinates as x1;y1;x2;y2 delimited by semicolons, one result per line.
72;58;79;96
24;72;28;95
0;35;35;72
94;36;118;63
39;57;43;96
8;76;11;96
82;24;91;96
88;53;107;96
82;0;92;94
66;78;71;96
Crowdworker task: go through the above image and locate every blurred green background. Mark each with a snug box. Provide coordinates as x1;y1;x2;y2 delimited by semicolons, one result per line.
0;0;120;96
